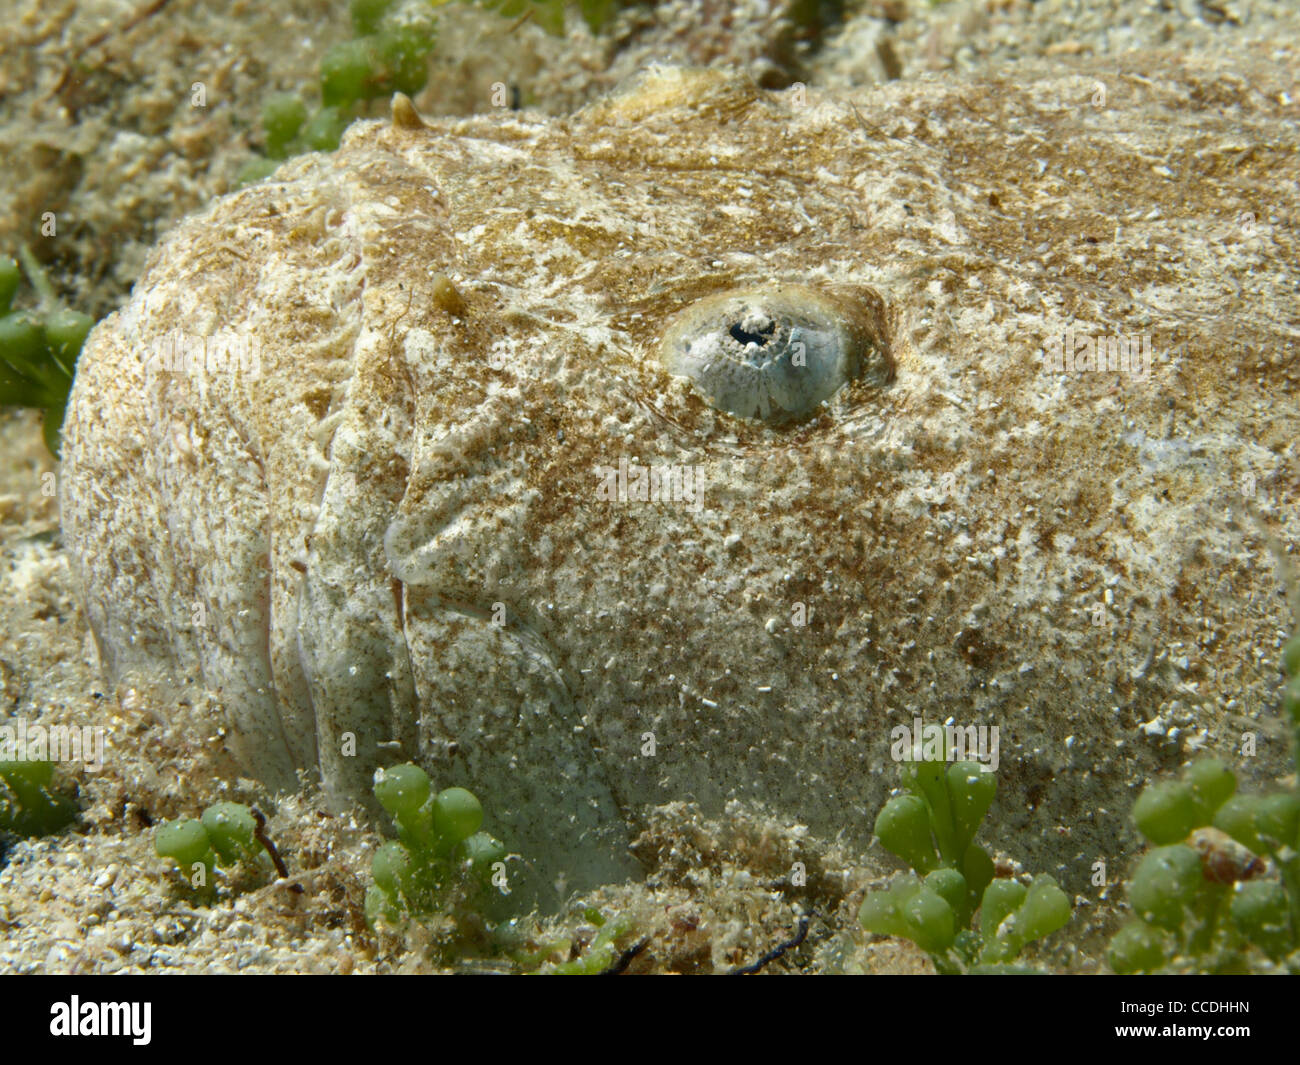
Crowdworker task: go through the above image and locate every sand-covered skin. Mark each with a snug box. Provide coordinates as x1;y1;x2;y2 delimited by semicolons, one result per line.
5;2;1300;975
6;0;1300;318
0;418;922;974
0;0;805;322
57;48;1300;920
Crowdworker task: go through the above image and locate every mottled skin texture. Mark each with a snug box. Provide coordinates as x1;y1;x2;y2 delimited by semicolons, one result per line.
61;61;1300;906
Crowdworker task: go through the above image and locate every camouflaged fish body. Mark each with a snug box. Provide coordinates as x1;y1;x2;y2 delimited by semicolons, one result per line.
59;63;1300;902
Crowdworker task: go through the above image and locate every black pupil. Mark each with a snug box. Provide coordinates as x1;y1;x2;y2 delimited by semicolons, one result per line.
729;320;776;346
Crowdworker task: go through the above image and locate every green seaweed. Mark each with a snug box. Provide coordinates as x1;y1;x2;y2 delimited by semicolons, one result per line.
859;739;1071;973
473;0;618;35
0;249;94;457
501;907;642;974
237;0;626;186
237;0;439;185
543;911;638;973
0;759;79;838
364;763;511;947
1106;630;1300;973
154;801;271;900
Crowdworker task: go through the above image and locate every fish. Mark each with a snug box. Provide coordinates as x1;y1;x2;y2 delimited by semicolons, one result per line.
59;61;1300;906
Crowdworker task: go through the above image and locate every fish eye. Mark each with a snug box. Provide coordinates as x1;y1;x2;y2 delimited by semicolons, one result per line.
658;284;891;424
